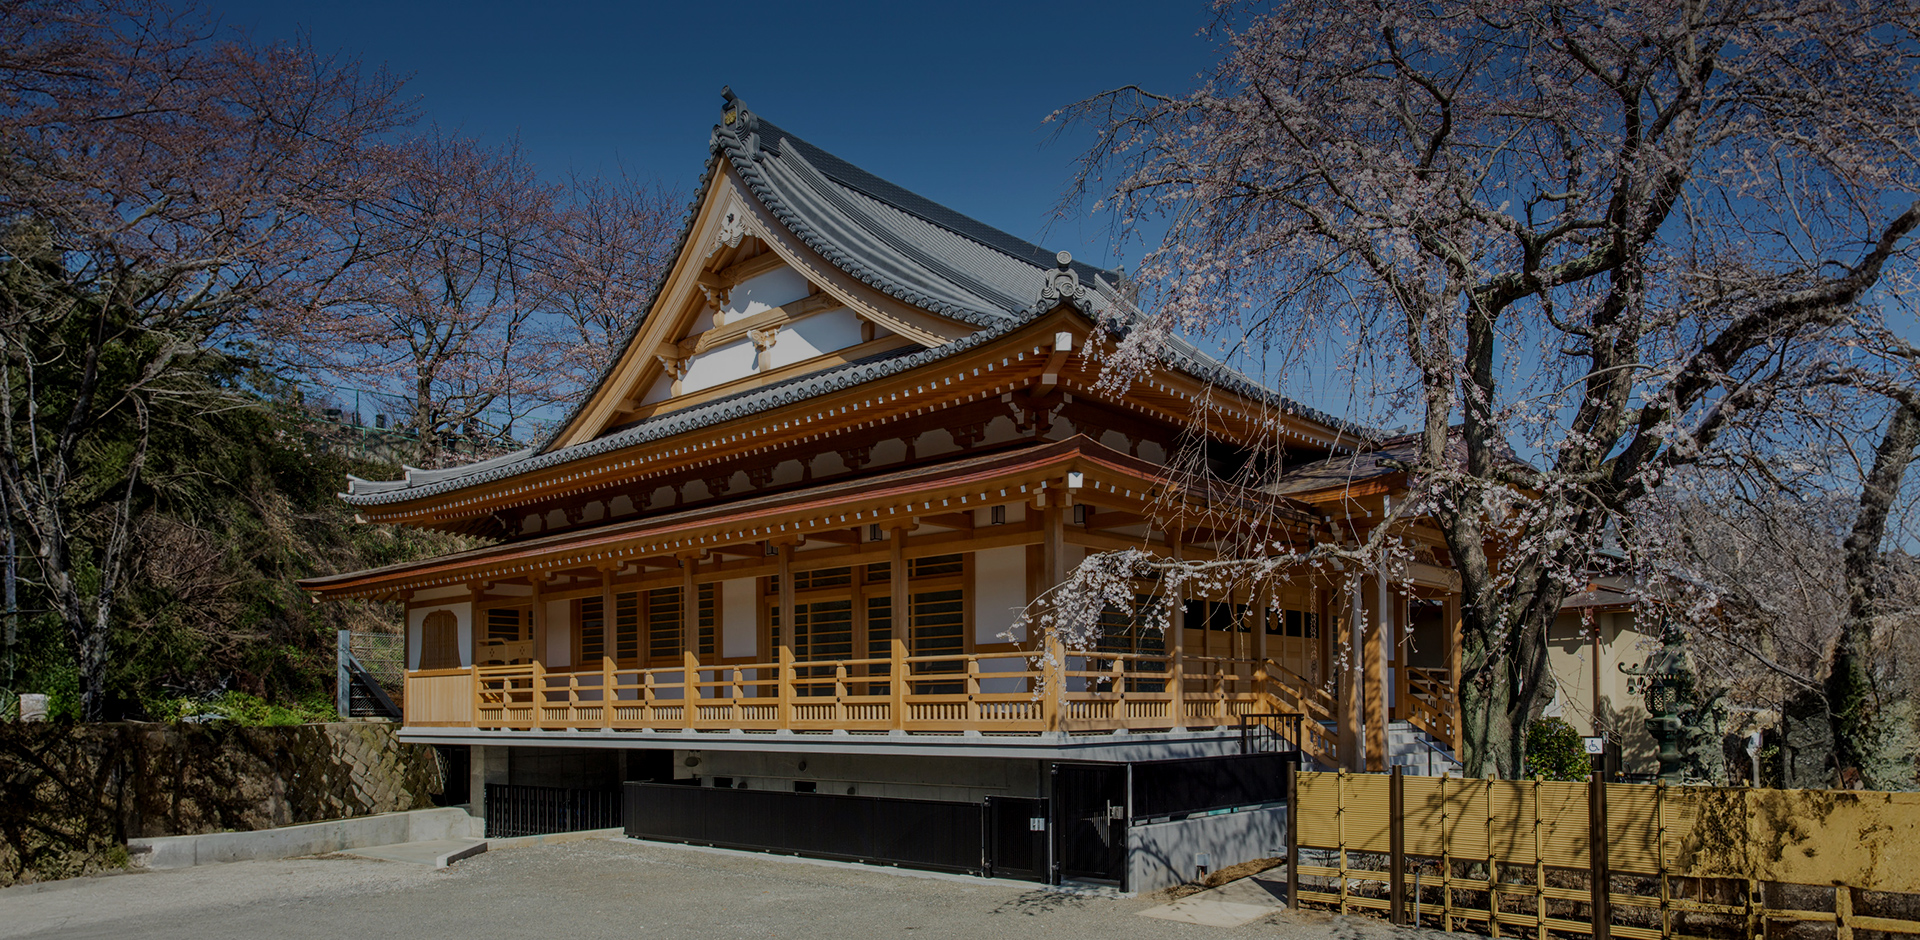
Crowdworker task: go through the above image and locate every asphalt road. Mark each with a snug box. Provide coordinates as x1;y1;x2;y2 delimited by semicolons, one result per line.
0;839;1420;940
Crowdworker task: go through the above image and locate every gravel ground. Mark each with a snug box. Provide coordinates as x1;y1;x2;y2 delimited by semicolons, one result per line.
0;839;1424;940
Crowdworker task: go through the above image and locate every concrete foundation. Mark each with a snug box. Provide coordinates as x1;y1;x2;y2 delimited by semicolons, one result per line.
1126;804;1287;893
128;806;482;870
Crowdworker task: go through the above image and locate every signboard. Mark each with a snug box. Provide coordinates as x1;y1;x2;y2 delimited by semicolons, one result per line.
1583;735;1607;755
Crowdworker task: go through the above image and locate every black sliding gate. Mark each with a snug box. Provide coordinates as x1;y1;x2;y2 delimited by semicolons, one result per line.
624;782;1037;878
1049;751;1298;887
485;784;624;838
619;752;1293;888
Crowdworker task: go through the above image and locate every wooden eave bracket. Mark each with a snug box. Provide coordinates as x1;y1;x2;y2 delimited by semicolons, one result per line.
1033;330;1076;397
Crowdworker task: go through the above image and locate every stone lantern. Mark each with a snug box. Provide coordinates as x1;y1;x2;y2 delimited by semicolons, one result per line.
1621;624;1690;783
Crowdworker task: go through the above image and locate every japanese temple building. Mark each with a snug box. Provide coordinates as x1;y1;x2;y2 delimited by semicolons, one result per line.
301;91;1476;886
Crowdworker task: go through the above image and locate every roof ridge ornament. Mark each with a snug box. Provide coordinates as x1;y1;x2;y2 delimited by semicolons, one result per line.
1030;250;1093;316
718;85;760;156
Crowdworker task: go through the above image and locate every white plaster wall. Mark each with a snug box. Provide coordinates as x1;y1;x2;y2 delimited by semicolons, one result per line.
722;578;757;658
681;337;757;394
723;267;809;322
975;546;1030;694
974;546;1027;644
638;373;673;405
545;598;572;668
407;601;472;670
770;307;863;368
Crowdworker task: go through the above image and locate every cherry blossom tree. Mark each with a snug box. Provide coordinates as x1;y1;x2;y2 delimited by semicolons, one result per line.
303;137;684;466
538;171;682;388
1055;0;1920;774
0;0;410;718
312;129;566;465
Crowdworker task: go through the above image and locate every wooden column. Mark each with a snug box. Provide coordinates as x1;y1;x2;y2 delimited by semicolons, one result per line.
530;578;547;730
1169;527;1187;732
1253;580;1271;707
777;542;795;728
1041;500;1066;732
1339;575;1364;771
682;554;700;722
1394;594;1412;721
1364;575;1388;771
600;565;617;729
531;578;548;667
889;526;908;730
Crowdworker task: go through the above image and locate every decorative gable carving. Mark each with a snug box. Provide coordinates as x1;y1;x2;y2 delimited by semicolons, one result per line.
550;169;981;451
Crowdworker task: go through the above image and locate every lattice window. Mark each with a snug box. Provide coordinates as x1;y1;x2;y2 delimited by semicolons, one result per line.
479;607;529;664
910;589;965;694
646;587;682;663
577;596;605;663
865;595;893;695
696;583;716;657
486;607;526;643
1093;594;1165;693
614;591;640;662
769;566;854;594
909;554;964;579
419;610;460;670
1282;609;1320;638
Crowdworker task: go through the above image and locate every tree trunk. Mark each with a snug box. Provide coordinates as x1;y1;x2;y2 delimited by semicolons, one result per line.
1457;595;1559;777
1828;400;1920;788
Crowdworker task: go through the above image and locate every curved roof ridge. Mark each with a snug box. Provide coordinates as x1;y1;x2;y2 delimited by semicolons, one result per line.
753;116;1113;285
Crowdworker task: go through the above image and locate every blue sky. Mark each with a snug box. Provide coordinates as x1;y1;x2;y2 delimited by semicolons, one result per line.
206;0;1223;271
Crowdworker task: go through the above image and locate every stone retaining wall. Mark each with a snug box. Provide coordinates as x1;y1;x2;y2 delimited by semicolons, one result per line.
0;722;444;887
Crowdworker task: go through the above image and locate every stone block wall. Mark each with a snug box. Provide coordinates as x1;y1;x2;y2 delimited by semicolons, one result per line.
0;722;443;887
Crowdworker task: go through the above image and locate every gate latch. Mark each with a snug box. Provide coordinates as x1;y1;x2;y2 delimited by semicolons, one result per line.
1029;817;1046;831
1106;803;1125;820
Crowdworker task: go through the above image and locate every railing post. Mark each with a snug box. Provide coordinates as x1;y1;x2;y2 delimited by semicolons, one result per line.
530;658;545;730
889;526;907;730
1590;773;1612;940
1254;582;1272;709
1286;760;1300;909
836;661;849;722
531;573;548;710
682;553;700;729
777;541;795;729
1390;766;1406;926
966;656;981;724
601;654;613;730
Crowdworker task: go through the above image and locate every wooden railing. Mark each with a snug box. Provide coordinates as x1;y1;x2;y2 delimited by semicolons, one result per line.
1403;666;1456;750
1256;660;1341;767
405;654;1443;756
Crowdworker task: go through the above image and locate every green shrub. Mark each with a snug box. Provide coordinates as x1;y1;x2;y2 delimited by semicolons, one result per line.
1524;716;1591;781
143;690;337;726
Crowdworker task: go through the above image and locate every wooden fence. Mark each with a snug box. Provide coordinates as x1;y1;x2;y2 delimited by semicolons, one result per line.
1287;769;1920;940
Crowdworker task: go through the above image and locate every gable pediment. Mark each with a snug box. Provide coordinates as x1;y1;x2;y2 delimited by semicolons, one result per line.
550;169;977;450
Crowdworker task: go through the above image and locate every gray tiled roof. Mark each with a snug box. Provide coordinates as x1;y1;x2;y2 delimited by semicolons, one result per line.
342;327;1015;506
342;92;1373;509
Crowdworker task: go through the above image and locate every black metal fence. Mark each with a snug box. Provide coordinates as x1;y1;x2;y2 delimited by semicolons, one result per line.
624;782;985;875
1238;711;1306;755
484;784;624;838
1130;751;1297;820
